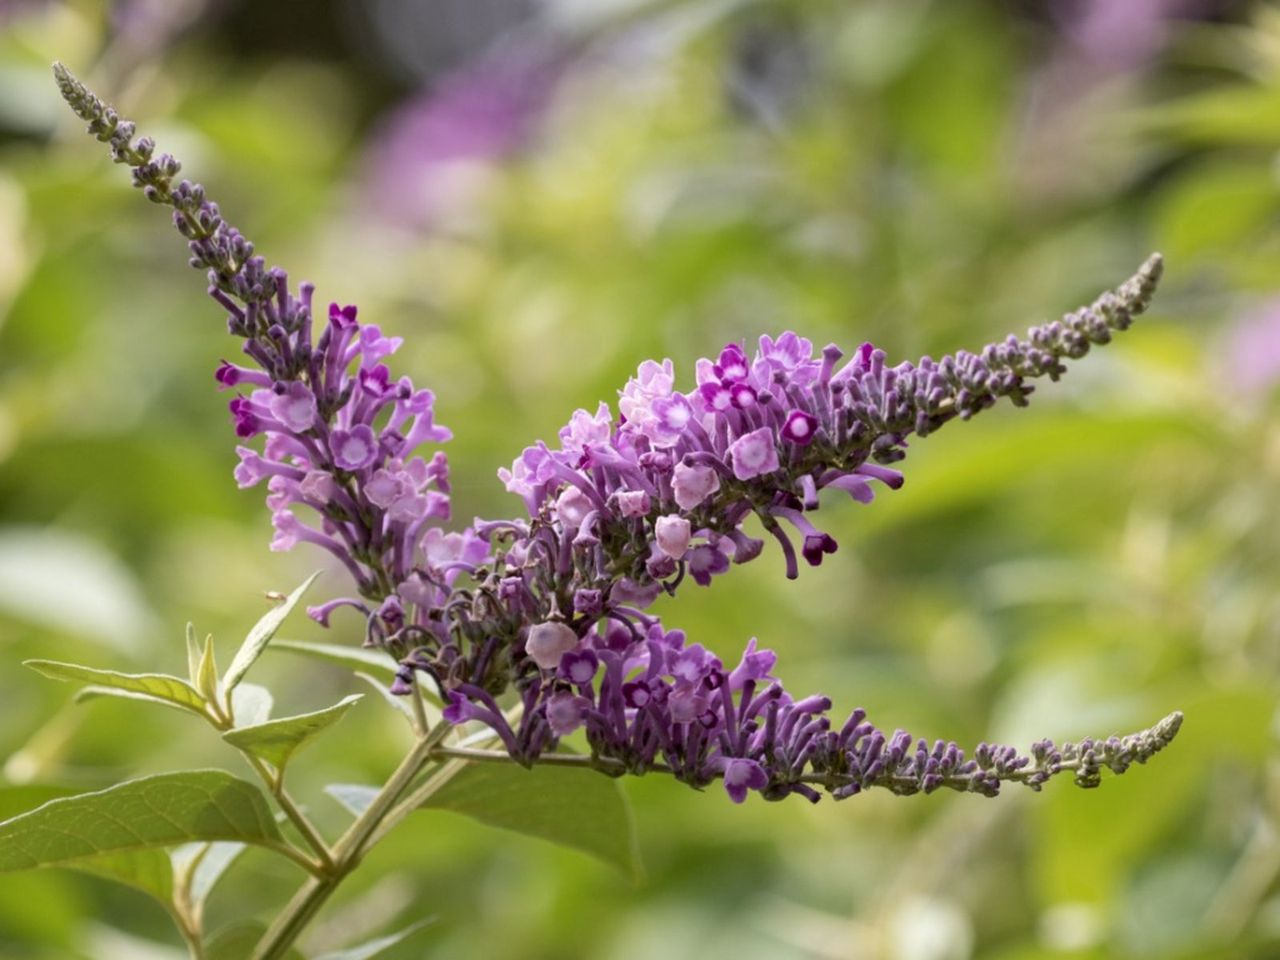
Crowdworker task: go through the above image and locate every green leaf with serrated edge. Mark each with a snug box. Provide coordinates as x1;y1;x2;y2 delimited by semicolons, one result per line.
271;638;397;675
222;572;321;693
0;770;284;872
172;841;245;908
207;921;304;960
72;849;174;904
325;783;378;818
421;761;640;877
313;918;436;960
25;660;207;716
196;633;219;704
230;682;273;727
221;695;362;770
186;623;201;686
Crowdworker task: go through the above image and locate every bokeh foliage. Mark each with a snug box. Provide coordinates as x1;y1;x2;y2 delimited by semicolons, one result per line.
1;1;1279;957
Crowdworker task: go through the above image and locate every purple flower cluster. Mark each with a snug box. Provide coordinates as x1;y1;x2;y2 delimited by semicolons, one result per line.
53;64;490;643
56;63;1181;804
437;612;1183;803
224;301;460;596
500;253;1162;599
500;335;908;589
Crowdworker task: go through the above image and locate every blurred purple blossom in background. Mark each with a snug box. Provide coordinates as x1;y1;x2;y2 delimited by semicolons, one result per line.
363;42;560;228
1223;297;1280;395
1063;0;1208;69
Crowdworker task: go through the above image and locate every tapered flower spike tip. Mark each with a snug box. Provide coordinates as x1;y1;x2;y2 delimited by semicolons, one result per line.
1120;251;1164;316
1155;709;1183;744
52;61;95;121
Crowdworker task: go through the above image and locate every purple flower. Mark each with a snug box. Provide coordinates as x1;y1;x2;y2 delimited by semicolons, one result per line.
268;381;317;432
758;331;816;375
687;543;730;586
654;515;692;559
720;758;768;804
559;402;613;453
545;692;591;737
672;461;719;510
330;425;378;471
615;490;651;518
526;620;578;671
781;409;818;445
558;648;599;686
555;486;593;528
728;427;780;480
697;381;734;414
646;394;694;447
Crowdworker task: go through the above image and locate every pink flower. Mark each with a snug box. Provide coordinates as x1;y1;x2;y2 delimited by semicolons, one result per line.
526;621;578;670
654;515;692;560
728;427;780;480
672;461;720;510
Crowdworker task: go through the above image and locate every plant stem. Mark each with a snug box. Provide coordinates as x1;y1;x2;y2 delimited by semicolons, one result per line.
169;904;206;960
250;723;451;960
362;710;529;851
430;745;610;767
409;686;430;737
208;705;335;874
248;755;335;872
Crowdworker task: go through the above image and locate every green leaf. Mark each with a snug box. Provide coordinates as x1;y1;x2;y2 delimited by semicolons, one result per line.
222;695;362;770
271;638;397;676
421;761;639;877
25;660;207;717
0;770;284;872
324;783;378;818
313;918;435;960
230;682;274;728
195;633;219;704
0;784;76;822
207;921;304;960
72;849;174;905
222;572;321;693
186;623;202;686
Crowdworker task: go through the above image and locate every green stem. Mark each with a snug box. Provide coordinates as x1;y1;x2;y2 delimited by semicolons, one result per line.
409;686;430;737
249;755;335;872
362;710;527;851
250;724;451;960
169;903;206;960
361;755;474;852
264;839;327;877
207;703;335;874
429;745;608;767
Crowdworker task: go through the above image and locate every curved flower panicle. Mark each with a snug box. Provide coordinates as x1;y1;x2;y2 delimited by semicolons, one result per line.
499;254;1162;603
434;618;1184;804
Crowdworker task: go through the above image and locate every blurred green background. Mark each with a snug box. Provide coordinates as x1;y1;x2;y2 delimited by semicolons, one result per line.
2;0;1279;957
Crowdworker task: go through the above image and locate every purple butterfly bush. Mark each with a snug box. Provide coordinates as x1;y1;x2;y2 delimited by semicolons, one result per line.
55;64;1181;805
